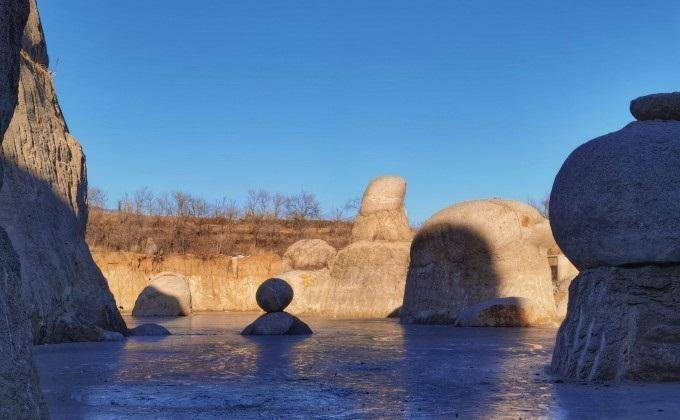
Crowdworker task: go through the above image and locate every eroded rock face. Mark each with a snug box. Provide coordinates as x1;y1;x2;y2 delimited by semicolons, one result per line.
0;0;126;343
401;200;556;325
132;273;192;317
550;121;680;270
351;176;412;242
551;266;680;381
0;1;47;417
282;239;336;272
630;92;680;121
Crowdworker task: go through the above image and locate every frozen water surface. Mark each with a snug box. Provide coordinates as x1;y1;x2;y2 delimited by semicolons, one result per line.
33;313;680;419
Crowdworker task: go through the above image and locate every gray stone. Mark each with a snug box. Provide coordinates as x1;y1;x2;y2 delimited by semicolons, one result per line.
456;297;555;327
401;199;556;325
0;0;127;343
100;330;125;342
241;312;313;335
551;266;680;381
256;278;293;312
132;272;192;317
550;121;680;269
131;324;171;337
630;92;680;121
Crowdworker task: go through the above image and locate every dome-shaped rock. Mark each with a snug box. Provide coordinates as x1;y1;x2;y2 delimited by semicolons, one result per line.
351;176;412;242
241;312;313;335
256;278;294;312
401;199;556;325
550;121;680;269
132;272;192;317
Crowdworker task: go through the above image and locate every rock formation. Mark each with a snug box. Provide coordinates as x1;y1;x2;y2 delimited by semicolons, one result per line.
281;239;336;272
242;278;312;335
130;323;171;337
132;272;192;317
551;93;680;381
0;0;126;343
401;199;557;325
0;1;47;417
351;176;412;242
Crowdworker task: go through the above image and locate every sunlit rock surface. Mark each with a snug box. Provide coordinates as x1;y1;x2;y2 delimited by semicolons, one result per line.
401;199;556;325
132;273;192;317
33;314;680;418
0;0;126;343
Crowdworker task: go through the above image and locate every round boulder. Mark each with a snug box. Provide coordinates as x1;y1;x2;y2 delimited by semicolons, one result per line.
130;323;171;336
282;239;336;272
132;272;192;317
550;121;680;269
359;175;406;213
401;199;556;325
256;278;294;312
630;92;680;121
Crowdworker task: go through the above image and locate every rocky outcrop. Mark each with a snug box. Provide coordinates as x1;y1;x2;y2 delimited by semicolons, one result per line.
132;272;192;317
456;297;556;327
401;199;557;325
550;94;680;381
0;0;126;343
281;239;336;272
242;278;312;335
630;92;680;121
351;176;412;242
0;1;47;418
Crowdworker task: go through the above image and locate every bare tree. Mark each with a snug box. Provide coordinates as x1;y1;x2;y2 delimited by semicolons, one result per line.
527;193;550;218
285;191;321;221
212;197;240;220
87;186;108;210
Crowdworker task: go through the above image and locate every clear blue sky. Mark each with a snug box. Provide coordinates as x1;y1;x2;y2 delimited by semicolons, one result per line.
39;1;680;224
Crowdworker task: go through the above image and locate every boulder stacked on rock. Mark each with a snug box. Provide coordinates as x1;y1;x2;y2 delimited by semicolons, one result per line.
351;176;412;242
400;199;557;326
550;93;680;381
242;278;312;335
132;272;192;317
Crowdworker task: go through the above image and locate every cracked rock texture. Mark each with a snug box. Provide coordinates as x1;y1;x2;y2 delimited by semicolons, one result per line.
0;0;126;343
0;0;47;417
401;199;556;325
551;266;680;381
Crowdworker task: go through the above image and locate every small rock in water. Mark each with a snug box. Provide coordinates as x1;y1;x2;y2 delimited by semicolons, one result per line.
100;330;125;342
630;92;680;121
256;278;294;312
131;323;171;336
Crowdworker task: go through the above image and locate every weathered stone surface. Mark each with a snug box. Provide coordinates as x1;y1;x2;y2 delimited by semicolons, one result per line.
551;266;680;381
132;272;192;317
550;121;680;270
351;176;412;242
630;92;680;121
130;323;171;337
456;297;555;327
0;0;127;343
401;199;556;325
279;268;332;315
281;239;336;272
553;254;578;319
241;312;313;335
256;278;294;312
327;241;410;318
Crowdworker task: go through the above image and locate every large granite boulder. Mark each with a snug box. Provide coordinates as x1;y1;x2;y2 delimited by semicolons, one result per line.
281;239;336;272
351;176;412;242
550;94;680;381
550;120;680;269
256;278;293;312
630;92;680;121
401;199;556;325
552;266;680;381
0;0;127;343
132;272;192;317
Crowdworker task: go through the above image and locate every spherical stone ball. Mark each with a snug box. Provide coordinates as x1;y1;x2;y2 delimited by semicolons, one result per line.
256;278;294;312
550;121;680;269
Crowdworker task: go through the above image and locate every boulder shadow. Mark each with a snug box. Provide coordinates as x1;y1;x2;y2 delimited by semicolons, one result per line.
132;285;188;317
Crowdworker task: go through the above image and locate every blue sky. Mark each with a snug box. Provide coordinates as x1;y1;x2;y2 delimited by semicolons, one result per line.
39;1;680;224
